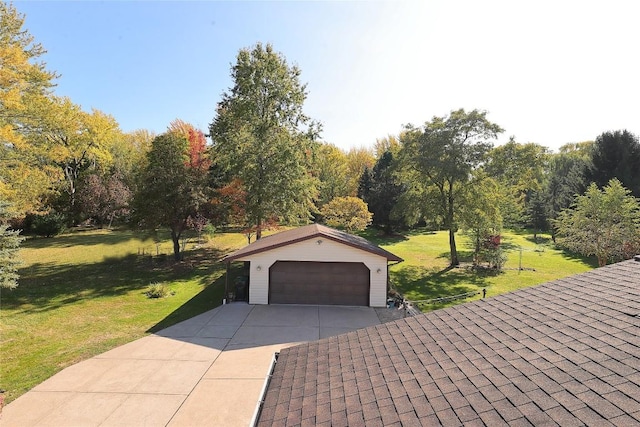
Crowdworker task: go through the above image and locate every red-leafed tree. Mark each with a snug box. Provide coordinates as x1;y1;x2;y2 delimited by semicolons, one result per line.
77;172;131;227
133;123;211;260
187;128;211;171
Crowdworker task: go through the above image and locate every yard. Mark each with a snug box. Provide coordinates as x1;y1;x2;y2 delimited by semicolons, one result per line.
373;229;597;311
0;227;595;403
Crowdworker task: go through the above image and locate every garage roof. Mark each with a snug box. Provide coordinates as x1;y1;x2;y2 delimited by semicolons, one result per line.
257;257;640;426
223;224;403;263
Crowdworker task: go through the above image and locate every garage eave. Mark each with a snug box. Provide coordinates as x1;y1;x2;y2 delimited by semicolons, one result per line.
222;224;403;263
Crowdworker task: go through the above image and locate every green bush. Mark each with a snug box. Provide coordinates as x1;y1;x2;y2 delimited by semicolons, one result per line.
32;212;67;237
144;283;173;299
203;223;216;237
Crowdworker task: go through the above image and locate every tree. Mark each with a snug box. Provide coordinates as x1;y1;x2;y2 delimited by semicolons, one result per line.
0;200;24;289
311;143;349;208
344;146;375;196
133;128;210;260
76;172;131;227
543;142;592;241
555;179;640;266
0;2;59;214
526;191;548;242
320;196;372;233
360;150;405;234
109;129;155;189
373;134;401;159
458;175;503;266
587;130;640;197
399;109;503;266
484;138;550;227
39;99;121;221
209;43;319;239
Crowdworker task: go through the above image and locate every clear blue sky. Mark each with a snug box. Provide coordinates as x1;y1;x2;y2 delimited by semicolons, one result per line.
15;0;640;152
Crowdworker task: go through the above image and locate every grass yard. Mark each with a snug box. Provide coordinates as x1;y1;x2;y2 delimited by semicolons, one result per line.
0;228;248;403
367;228;597;311
1;226;596;404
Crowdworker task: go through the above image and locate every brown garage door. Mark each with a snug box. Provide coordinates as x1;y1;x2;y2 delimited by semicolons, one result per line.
269;261;370;306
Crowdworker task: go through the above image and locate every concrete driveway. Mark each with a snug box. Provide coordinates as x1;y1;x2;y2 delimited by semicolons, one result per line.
1;303;383;426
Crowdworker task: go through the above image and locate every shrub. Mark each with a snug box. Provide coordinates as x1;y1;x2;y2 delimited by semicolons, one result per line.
203;223;216;237
144;283;173;299
32;212;67;237
487;247;508;270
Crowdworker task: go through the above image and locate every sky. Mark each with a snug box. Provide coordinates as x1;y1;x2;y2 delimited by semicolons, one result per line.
14;0;640;152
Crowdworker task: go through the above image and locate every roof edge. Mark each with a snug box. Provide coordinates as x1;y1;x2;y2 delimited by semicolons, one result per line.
223;227;403;263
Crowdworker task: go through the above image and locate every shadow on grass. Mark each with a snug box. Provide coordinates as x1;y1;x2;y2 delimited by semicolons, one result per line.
6;246;226;314
391;264;492;301
22;228;200;250
437;250;475;263
147;263;246;333
23;229;143;249
556;248;599;268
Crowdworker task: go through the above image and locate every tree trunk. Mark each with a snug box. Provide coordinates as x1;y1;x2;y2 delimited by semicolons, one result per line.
171;229;181;261
447;184;459;266
449;227;459;266
256;216;262;240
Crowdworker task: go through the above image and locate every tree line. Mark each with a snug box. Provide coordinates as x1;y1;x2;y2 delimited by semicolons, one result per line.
2;3;639;288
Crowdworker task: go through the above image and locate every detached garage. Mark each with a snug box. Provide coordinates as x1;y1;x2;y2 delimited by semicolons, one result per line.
222;224;403;307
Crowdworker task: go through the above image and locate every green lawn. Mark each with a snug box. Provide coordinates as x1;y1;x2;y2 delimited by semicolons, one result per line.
0;228;248;403
367;228;597;311
0;226;595;403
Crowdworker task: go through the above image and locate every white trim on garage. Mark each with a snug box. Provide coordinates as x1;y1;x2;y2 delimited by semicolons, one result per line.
232;237;390;307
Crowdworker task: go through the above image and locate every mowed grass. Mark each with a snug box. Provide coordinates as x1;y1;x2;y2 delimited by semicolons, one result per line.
0;228;248;403
366;228;597;311
1;226;595;403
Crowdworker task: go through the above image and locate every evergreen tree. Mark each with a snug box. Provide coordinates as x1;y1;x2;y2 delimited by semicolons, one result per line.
0;201;24;289
587;130;640;197
364;151;405;233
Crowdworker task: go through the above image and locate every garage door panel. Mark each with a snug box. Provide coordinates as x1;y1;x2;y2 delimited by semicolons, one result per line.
269;261;370;306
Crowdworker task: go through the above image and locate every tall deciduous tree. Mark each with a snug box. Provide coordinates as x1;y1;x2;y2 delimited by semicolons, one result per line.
311;143;350;209
27;97;122;221
133;128;210;260
484;138;550;226
344;146;375;196
555;179;640;266
209;43;319;239
0;2;59;213
587;130;640;197
399;109;503;266
544;142;592;241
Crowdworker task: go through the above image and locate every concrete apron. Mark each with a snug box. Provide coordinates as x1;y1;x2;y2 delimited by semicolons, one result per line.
1;304;382;427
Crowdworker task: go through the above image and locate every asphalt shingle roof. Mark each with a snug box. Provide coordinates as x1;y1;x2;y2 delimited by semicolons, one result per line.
223;224;403;262
257;258;640;426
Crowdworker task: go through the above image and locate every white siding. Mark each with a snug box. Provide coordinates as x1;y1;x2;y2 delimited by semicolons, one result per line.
234;238;389;307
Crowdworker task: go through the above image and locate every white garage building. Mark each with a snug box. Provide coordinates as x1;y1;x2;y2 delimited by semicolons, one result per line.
222;224;403;307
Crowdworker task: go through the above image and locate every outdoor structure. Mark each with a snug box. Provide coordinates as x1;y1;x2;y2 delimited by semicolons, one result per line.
222;224;403;307
256;256;640;426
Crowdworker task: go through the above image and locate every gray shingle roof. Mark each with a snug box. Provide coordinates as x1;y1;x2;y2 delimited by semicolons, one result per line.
223;224;403;262
257;258;640;426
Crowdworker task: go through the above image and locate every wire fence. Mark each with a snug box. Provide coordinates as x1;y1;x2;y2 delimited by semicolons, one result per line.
390;288;488;318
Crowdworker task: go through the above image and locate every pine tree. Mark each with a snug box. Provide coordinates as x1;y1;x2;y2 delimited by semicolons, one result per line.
0;201;25;289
